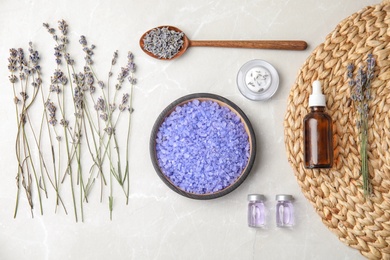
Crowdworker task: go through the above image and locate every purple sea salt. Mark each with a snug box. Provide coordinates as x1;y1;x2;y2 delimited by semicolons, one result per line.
155;99;250;195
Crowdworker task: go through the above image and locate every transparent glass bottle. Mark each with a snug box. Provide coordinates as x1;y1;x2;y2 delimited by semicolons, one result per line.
275;194;294;227
303;80;333;169
247;194;266;228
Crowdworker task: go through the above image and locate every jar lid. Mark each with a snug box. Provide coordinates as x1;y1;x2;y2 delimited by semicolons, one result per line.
248;194;265;201
237;59;279;101
275;194;294;201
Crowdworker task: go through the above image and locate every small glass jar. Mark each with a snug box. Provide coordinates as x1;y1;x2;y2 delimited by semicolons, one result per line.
237;59;279;101
275;194;294;227
247;194;266;228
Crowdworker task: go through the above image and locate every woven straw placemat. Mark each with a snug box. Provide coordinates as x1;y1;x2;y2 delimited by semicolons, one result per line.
284;1;390;259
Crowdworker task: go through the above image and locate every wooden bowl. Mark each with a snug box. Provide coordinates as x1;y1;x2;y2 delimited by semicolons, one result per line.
150;93;256;199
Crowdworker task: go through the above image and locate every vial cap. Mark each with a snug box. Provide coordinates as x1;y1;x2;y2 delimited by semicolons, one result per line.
308;80;326;107
248;194;265;201
275;194;294;201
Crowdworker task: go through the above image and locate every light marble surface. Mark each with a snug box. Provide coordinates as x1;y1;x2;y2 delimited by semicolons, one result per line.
0;0;379;259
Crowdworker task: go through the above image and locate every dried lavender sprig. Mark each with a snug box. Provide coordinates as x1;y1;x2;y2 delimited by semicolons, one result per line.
122;52;137;205
347;54;375;196
10;48;24;217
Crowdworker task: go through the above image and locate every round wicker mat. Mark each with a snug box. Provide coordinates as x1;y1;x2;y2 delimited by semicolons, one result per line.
284;1;390;259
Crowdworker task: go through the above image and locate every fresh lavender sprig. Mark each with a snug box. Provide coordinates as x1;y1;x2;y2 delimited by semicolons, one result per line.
347;54;375;196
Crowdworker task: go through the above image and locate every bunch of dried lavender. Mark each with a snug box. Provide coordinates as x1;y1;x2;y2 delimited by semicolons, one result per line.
9;44;46;217
107;51;136;219
347;54;375;196
43;20;84;220
44;20;137;221
84;48;136;220
9;19;137;221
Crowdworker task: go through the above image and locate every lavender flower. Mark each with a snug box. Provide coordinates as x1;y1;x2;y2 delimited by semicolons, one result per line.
9;48;18;59
109;103;117;112
85;71;94;86
20;92;28;102
58;19;68;35
119;93;129;112
8;49;18;72
60;119;69;127
31;76;42;88
127;52;136;73
100;113;108;121
54;45;63;65
16;48;26;71
116;51;137;89
95;97;107;112
28;42;40;71
79;35;87;46
98;80;105;88
50;84;61;94
51;69;67;85
118;67;129;83
43;23;57;40
8;49;19;77
104;127;115;135
112;50;118;65
73;86;84;110
45;100;57;126
73;72;85;88
9;75;17;83
64;53;74;65
128;76;137;85
79;35;95;65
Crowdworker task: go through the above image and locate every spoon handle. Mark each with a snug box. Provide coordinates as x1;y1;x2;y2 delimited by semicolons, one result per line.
189;40;307;50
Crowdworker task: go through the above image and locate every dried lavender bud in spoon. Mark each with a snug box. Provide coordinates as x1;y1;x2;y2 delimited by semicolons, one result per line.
142;27;184;59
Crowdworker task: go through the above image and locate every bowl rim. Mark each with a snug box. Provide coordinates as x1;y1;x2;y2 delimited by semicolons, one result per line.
149;93;257;200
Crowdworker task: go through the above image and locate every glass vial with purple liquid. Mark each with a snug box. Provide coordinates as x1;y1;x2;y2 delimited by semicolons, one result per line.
247;194;266;228
276;194;294;227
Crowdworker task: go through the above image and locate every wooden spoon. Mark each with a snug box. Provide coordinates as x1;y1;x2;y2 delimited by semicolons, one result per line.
140;25;308;60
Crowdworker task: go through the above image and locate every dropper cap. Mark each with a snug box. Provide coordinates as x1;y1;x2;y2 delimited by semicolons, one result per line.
308;80;326;107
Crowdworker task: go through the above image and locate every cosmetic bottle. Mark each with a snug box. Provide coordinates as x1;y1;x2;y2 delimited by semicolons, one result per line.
303;80;333;169
275;194;294;227
247;194;266;228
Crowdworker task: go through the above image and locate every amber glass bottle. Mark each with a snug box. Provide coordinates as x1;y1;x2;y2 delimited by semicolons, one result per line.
303;81;333;169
